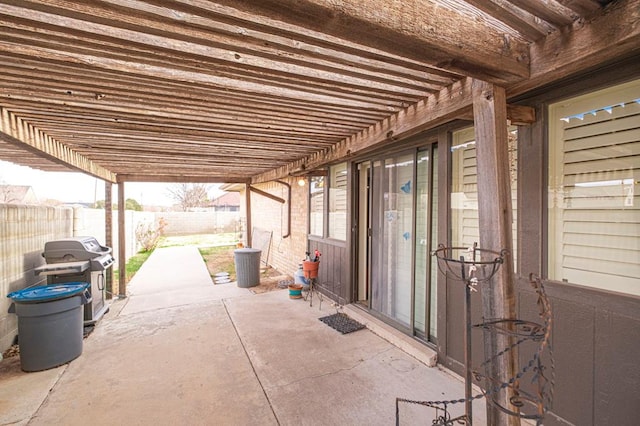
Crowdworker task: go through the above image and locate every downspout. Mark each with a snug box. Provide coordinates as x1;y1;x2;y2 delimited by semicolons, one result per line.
248;180;291;239
275;180;291;239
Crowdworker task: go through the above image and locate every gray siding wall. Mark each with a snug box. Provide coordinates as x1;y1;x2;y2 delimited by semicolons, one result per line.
309;238;349;304
439;96;640;425
517;280;640;426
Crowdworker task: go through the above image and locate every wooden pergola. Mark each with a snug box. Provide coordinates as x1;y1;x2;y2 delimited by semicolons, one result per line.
0;1;638;424
0;1;636;184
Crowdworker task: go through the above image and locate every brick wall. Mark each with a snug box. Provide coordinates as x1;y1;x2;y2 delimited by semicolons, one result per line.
246;178;309;278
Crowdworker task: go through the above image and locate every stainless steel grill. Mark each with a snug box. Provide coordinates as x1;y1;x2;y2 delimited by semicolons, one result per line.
35;236;114;324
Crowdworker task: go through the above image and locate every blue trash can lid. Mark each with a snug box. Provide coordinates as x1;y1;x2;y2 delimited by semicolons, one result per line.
7;282;89;303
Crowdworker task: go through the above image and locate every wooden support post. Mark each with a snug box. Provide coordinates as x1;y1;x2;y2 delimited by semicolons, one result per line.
472;79;519;426
245;183;252;247
104;181;113;299
118;181;127;298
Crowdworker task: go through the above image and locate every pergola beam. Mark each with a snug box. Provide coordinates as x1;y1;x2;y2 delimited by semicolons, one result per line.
116;174;250;184
253;78;474;183
0;107;116;182
509;0;640;96
457;104;536;125
215;0;530;84
254;79;534;183
255;0;635;184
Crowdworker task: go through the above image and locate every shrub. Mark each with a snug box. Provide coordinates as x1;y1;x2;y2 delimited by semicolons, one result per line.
135;217;167;251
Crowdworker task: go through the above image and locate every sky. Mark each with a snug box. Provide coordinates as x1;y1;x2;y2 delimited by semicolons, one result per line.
0;160;223;206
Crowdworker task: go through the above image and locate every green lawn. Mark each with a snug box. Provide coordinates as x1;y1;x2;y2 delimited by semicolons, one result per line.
198;245;236;279
158;233;239;248
114;249;153;282
116;234;238;282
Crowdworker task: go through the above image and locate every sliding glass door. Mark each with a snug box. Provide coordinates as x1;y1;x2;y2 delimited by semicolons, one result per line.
414;147;438;337
359;145;438;339
370;153;415;327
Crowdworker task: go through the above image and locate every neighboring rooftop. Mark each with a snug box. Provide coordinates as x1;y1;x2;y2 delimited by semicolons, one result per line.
0;185;38;204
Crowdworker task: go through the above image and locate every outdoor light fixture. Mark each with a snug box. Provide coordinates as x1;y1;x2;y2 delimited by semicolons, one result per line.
298;177;306;187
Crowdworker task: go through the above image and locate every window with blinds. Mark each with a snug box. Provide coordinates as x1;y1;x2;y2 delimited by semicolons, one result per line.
548;79;640;295
451;127;518;267
328;162;348;240
309;176;324;237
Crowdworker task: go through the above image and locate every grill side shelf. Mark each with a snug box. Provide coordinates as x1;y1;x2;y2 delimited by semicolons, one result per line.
34;260;90;276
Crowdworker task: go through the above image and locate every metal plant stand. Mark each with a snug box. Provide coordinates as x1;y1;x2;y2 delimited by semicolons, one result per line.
303;277;323;309
395;244;554;426
434;243;507;425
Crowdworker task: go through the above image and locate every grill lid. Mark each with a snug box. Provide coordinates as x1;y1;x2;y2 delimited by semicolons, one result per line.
43;236;112;263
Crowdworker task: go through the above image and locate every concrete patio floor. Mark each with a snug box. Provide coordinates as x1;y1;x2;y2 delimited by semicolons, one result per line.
1;246;487;425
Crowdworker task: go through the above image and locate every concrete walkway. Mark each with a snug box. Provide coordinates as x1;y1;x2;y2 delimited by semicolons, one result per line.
1;246;486;425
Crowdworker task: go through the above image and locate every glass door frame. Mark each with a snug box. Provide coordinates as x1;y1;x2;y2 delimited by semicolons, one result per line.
352;142;438;342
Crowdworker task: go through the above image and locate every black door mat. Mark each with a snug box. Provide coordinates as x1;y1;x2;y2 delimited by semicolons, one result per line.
319;313;366;334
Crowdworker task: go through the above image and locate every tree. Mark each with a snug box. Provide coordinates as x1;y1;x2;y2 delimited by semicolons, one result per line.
125;198;143;211
166;183;210;211
94;198;141;210
0;185;20;203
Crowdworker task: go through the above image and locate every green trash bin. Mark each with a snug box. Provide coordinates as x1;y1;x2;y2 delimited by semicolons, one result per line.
7;283;91;372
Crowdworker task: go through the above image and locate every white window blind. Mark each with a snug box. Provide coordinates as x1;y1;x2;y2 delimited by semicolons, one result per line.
309;176;324;236
328;163;347;240
451;127;518;266
548;79;640;295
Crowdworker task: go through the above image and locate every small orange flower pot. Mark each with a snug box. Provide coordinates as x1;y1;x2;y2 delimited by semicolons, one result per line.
302;260;319;279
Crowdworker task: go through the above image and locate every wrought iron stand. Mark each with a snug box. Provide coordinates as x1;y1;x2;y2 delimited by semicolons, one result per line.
395;244;554;426
434;243;507;425
303;277;323;309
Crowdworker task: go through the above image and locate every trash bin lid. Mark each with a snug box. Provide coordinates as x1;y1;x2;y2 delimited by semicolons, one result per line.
7;282;89;303
234;248;261;254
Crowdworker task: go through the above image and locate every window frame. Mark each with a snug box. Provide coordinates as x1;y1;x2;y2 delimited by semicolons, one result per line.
308;162;348;242
328;163;348;241
546;79;640;296
308;175;325;238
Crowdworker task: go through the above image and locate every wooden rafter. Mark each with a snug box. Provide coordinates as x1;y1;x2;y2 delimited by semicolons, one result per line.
510;0;640;96
462;0;553;40
508;0;577;27
253;78;475;183
0;107;116;182
207;0;531;83
555;0;602;16
0;0;630;183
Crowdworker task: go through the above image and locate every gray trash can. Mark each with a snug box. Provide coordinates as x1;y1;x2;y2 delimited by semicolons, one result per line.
234;248;261;288
7;282;91;372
